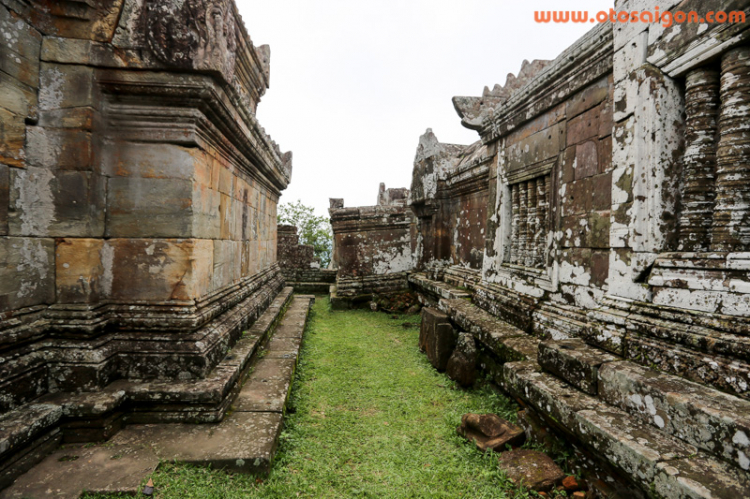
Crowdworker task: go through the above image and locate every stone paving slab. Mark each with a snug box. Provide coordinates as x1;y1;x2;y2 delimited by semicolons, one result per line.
266;335;301;355
114;411;284;475
0;442;158;499
235;358;295;413
273;324;304;339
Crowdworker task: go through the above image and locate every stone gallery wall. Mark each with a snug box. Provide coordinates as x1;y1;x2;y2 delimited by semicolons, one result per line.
416;2;750;399
329;190;418;302
277;224;336;294
0;0;290;409
410;130;491;271
406;3;750;493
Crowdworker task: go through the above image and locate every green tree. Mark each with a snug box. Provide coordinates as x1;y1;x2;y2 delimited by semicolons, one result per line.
278;200;333;268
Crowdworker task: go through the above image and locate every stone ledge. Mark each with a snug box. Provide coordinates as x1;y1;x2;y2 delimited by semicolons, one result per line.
409;273;471;301
538;338;620;395
1;295;314;496
599;360;750;473
413;274;750;497
502;364;750;497
0;287;295;487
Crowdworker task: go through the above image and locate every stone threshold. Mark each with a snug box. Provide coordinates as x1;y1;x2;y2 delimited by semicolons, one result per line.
0;287;298;492
411;273;750;498
0;294;315;498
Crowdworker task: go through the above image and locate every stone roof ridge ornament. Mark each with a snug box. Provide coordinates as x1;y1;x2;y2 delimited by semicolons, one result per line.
414;128;442;162
281;151;293;182
452;58;551;131
142;0;239;82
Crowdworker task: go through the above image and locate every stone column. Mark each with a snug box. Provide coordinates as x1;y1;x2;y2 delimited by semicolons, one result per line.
518;182;528;265
511;183;520;264
536;176;548;268
678;67;720;252
526;179;537;268
712;47;750;252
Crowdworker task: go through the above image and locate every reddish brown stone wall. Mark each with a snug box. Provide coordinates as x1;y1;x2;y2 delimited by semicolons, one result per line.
329;195;417;298
410;132;490;271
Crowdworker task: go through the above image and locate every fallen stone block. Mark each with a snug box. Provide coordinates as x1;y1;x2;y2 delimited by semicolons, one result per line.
446;332;478;387
497;448;565;492
419;307;457;370
457;413;525;452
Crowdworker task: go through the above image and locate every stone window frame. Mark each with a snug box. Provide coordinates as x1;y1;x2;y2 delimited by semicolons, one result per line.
492;157;557;291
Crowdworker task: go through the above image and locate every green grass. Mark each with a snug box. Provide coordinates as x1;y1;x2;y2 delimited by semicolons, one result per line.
87;297;549;499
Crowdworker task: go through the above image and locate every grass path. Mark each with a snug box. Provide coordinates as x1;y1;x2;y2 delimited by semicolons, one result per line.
135;297;539;498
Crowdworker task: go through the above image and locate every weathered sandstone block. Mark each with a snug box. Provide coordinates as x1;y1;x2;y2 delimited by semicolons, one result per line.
457;413;524;452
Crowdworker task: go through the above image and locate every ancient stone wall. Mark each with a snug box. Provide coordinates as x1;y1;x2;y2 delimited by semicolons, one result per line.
410;130;491;271
329;189;417;303
0;0;290;410
413;1;750;400
407;6;750;491
277;224;335;293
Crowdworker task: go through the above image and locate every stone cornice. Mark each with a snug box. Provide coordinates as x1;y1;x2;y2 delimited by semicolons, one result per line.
97;69;289;193
475;23;613;144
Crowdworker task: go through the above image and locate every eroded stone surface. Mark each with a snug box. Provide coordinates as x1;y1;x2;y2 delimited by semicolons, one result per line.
538;338;620;395
446;332;478;387
1;442;158;499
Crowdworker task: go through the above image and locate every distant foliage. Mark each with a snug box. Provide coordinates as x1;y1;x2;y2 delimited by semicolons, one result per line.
278;200;333;268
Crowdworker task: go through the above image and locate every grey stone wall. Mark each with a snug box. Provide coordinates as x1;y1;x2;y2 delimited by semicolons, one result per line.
0;0;292;408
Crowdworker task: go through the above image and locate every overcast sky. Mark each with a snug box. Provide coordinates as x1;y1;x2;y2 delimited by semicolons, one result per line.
239;0;612;216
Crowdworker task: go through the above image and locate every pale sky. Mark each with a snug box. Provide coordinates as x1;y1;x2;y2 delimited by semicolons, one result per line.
239;0;613;216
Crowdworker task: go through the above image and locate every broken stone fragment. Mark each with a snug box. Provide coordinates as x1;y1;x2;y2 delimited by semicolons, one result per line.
419;308;456;370
562;475;580;492
446;332;478;387
456;413;525;452
497;448;565;492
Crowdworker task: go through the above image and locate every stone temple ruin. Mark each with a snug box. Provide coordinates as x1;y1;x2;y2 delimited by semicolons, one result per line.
0;0;315;495
1;0;750;497
327;3;750;497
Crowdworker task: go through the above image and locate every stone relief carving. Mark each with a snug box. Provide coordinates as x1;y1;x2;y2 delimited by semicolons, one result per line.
141;0;238;81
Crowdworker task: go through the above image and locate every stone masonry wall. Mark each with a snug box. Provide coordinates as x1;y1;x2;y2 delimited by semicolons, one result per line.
420;2;750;400
406;5;750;492
329;188;417;301
277;224;335;293
0;0;291;411
410;130;491;271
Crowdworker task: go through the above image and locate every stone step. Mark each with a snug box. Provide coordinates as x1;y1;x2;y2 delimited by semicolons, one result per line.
0;288;297;492
286;281;331;294
598;360;750;474
411;274;750;497
439;297;539;363
1;294;314;498
408;273;471;300
502;362;750;498
539;336;750;473
538;338;620;395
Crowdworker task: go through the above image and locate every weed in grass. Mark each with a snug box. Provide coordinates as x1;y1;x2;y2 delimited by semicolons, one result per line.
84;297;536;499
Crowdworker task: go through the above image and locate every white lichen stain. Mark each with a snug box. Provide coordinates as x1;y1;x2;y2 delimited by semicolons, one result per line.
100;243;114;297
15;239;49;298
13;168;55;235
39;67;65;110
